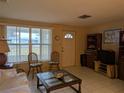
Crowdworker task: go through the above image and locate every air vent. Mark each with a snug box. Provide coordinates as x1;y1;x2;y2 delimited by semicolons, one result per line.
0;0;7;2
78;15;91;19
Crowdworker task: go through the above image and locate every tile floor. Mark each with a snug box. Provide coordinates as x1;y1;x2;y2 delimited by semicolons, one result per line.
29;66;124;93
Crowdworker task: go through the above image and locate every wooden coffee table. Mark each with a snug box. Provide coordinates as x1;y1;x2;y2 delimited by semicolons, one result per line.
37;70;82;93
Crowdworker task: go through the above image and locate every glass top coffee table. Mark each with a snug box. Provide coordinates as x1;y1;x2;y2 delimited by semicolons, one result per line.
37;70;82;93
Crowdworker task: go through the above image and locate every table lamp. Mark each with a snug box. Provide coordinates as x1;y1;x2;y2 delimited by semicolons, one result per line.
0;36;10;66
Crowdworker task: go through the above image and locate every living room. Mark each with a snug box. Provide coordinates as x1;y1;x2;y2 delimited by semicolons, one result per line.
0;0;124;93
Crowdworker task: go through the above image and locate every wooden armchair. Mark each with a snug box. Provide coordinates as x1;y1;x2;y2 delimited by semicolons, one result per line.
49;51;60;70
27;52;42;79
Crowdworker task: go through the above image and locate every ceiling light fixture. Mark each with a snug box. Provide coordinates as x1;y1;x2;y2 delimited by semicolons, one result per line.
78;14;92;19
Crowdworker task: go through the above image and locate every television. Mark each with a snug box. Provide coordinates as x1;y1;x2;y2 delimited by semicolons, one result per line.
97;50;115;65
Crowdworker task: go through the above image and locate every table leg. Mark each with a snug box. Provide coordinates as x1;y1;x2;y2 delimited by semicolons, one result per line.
37;77;39;89
47;89;50;93
79;83;81;93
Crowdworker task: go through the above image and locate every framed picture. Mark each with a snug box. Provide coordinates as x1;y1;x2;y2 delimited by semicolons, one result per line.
103;29;121;43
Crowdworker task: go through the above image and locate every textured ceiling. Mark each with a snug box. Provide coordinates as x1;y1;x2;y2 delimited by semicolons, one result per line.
0;0;124;26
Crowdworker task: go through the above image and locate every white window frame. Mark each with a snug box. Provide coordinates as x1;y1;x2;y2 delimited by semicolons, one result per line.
6;25;52;63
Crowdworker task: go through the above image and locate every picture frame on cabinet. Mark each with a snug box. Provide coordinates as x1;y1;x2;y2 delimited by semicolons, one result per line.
103;29;121;43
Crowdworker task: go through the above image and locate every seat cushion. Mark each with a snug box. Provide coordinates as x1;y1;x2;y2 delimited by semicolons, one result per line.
0;69;31;93
30;63;42;67
0;69;17;78
0;69;17;84
49;62;59;65
0;85;31;93
0;72;28;91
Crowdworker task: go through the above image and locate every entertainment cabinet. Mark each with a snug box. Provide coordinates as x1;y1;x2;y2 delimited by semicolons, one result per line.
94;61;115;78
85;50;97;69
85;33;102;69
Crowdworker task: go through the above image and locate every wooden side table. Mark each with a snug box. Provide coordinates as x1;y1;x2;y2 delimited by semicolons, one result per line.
0;63;13;69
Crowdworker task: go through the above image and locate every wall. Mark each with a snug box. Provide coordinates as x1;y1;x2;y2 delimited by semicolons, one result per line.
0;25;5;36
0;18;86;72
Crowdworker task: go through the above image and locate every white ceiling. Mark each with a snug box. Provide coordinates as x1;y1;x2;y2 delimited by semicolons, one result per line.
0;0;124;26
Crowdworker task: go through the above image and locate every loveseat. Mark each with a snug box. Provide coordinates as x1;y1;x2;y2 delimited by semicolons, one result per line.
0;69;31;93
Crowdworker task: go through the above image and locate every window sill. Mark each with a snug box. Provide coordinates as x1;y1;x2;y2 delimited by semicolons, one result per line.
8;60;50;64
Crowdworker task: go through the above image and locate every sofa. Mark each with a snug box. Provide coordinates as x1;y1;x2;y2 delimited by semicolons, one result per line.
0;69;31;93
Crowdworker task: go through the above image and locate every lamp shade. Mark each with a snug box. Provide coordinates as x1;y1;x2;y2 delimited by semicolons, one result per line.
0;40;10;53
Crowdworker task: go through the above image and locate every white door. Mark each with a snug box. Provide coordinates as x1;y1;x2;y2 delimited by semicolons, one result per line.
61;31;75;67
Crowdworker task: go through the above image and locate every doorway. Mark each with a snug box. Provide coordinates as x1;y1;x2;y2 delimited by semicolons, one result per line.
61;31;76;67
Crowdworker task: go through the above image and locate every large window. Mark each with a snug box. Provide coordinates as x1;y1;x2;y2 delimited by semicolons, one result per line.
6;26;52;63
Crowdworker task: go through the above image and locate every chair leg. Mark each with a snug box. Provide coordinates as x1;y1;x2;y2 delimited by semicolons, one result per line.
40;66;42;72
36;66;39;73
57;64;60;70
27;67;31;76
32;68;34;79
49;65;52;70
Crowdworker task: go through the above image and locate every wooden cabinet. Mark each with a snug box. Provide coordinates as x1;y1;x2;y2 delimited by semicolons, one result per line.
80;54;87;66
87;33;102;50
118;31;124;80
85;33;102;69
86;50;97;69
